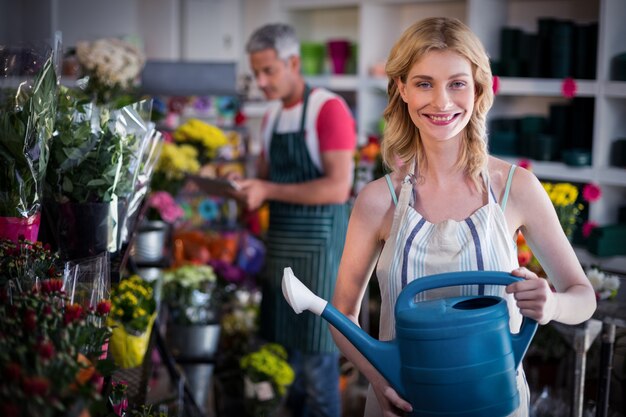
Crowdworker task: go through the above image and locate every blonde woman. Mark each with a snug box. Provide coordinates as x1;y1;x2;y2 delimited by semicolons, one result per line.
330;17;596;417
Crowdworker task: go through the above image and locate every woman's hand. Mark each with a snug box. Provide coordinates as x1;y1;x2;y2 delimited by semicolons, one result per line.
506;267;559;325
372;380;413;416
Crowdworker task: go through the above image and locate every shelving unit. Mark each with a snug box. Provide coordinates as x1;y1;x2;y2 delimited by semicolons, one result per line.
246;0;626;271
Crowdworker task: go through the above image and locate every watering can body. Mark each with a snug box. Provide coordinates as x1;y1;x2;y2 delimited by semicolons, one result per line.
282;269;538;417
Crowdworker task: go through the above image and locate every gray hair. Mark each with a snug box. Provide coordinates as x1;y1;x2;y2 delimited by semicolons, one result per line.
246;23;300;60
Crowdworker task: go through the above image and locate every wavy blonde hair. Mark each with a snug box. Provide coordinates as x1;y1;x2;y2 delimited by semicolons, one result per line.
381;17;494;190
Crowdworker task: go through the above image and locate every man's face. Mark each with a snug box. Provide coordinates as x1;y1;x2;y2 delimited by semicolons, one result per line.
249;48;299;102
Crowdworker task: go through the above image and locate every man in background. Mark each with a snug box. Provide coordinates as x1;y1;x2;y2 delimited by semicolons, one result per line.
238;23;357;417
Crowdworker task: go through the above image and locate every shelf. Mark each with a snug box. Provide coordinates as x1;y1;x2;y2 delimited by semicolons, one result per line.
501;157;595;183
305;75;359;91
574;246;626;274
497;78;598;97
604;82;626;98
597;167;626;186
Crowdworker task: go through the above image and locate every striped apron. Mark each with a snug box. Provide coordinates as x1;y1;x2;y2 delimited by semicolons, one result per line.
259;86;349;354
364;166;529;416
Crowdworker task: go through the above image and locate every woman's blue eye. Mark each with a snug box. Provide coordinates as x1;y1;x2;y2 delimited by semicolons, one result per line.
416;82;431;88
451;81;466;88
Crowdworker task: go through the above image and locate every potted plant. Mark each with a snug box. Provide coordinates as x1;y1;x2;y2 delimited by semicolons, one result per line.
132;191;184;264
0;49;58;242
162;264;226;358
0;237;113;417
239;343;295;417
41;37;161;262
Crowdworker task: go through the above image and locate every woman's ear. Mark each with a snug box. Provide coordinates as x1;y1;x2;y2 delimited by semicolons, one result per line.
396;78;408;103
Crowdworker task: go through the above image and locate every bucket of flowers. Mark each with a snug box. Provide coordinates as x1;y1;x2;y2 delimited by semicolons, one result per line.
41;37;162;262
0;237;113;417
239;343;295;417
0;42;59;242
107;274;157;370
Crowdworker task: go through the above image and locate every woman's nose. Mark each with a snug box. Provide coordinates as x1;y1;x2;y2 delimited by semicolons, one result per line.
432;87;452;110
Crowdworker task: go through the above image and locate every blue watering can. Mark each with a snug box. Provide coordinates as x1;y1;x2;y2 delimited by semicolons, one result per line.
282;268;538;417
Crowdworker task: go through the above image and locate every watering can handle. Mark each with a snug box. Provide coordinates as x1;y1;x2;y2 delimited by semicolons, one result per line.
395;271;538;369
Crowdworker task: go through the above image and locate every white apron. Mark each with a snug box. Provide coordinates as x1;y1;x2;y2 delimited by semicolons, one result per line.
364;166;529;417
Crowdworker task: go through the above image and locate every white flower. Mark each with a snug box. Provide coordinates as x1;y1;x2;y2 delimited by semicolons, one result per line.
604;275;621;292
76;37;145;89
587;268;606;292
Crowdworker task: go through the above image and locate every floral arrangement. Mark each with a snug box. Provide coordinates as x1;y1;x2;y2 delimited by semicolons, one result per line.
162;264;225;325
586;266;621;301
0;54;57;239
75;37;145;105
146;191;185;224
173;118;229;163
109;275;156;334
0;237;113;417
541;182;602;241
240;343;295;416
108;275;156;368
150;141;201;196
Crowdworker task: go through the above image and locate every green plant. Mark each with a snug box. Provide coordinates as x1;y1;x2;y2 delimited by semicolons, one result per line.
45;87;141;203
162;264;223;325
109;275;156;334
0;56;57;217
0;237;113;417
239;343;295;416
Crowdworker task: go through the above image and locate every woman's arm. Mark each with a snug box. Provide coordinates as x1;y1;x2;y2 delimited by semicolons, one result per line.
331;177;413;415
505;167;597;325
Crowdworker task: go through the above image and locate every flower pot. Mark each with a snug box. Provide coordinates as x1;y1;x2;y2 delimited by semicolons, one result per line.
327;39;351;74
165;323;221;360
133;220;169;263
39;199;128;261
180;362;215;413
0;212;41;242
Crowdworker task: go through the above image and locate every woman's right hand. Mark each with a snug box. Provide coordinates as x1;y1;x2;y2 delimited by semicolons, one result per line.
372;380;413;416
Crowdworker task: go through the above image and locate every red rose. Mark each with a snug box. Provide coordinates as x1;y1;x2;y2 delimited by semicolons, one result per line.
4;362;21;381
1;402;20;417
38;340;56;360
41;278;63;294
96;299;112;315
22;375;50;397
582;183;602;203
23;309;37;332
64;303;84;325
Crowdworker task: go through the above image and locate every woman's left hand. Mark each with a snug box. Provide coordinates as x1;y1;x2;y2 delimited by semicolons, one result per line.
506;267;559;325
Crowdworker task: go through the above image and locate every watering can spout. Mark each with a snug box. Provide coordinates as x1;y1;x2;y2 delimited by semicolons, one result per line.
281;268;404;397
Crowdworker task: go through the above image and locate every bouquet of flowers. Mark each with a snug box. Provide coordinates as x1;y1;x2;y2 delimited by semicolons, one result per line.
42;86;162;259
541;182;602;241
145;190;185;225
75;37;145;105
162;264;225;325
173;118;229;164
0;43;59;242
240;343;295;417
150;141;201;196
586;266;621;301
108;275;157;368
0;237;113;417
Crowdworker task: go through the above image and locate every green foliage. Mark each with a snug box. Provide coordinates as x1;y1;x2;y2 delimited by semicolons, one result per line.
46;87;141;203
0;57;57;217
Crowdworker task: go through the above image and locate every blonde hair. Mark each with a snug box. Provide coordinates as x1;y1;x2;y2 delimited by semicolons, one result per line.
381;17;493;190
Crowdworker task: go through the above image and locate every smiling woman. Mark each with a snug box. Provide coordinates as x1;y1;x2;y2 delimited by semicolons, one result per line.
329;17;596;417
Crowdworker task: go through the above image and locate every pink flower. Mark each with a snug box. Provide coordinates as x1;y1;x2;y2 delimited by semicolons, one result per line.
518;159;532;170
582;221;598;238
148;191;185;224
561;77;577;98
582;183;602;202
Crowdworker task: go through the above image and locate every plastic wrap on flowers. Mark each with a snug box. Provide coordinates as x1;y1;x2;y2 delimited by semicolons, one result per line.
63;252;111;309
107;313;156;369
0;37;60;242
42;92;162;260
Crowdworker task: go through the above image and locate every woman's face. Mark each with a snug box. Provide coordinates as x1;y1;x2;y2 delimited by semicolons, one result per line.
397;49;475;145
